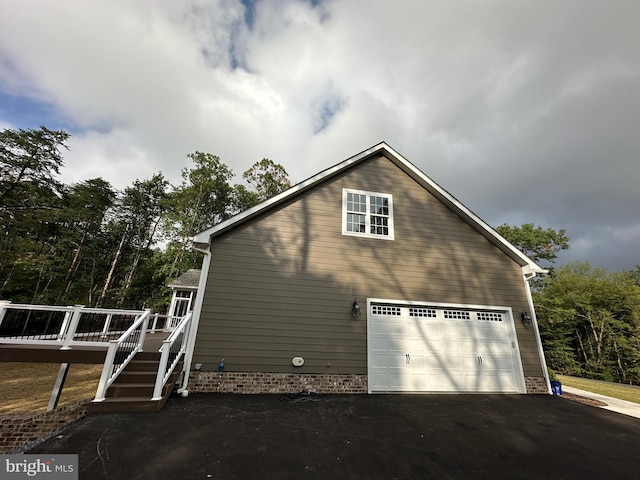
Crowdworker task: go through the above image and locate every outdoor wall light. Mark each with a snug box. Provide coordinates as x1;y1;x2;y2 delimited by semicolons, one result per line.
352;299;361;318
521;311;532;326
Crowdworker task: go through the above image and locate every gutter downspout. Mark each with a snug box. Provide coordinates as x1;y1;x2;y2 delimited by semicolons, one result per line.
522;268;552;395
177;244;211;396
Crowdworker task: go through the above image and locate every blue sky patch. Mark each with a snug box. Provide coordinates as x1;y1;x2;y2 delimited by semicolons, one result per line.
0;91;74;132
240;0;324;29
240;0;257;29
314;93;345;134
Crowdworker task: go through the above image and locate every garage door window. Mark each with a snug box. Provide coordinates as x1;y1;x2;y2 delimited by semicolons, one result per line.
409;307;437;318
342;189;394;240
372;305;401;316
477;312;504;322
443;310;471;320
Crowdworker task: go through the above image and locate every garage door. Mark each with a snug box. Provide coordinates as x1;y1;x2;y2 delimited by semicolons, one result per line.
368;301;526;393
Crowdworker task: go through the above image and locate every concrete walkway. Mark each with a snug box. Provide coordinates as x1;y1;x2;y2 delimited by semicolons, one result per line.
563;385;640;419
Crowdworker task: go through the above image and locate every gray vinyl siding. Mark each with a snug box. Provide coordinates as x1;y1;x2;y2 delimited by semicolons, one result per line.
194;155;544;377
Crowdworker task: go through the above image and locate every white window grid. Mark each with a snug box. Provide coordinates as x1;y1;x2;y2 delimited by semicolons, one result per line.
343;189;394;240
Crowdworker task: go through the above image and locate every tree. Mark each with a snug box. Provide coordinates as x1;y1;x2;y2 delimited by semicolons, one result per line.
0;135;293;312
0;184;64;303
0;126;70;202
242;158;291;202
230;159;292;213
0;127;69;294
118;174;168;305
535;263;640;383
495;223;569;266
0;127;71;303
633;265;640;287
54;178;116;304
161;154;292;280
96;173;168;308
162;152;236;279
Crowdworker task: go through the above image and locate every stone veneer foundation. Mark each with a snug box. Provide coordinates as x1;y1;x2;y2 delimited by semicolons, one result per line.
189;371;368;394
189;372;550;395
525;376;550;394
0;401;88;454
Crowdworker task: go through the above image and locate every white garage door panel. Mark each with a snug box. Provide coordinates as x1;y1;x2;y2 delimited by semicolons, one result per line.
479;373;518;391
368;302;525;393
409;338;431;352
370;318;404;335
370;372;407;391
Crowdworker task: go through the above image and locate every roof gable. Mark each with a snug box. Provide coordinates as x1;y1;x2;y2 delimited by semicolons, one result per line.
167;268;201;289
193;142;544;273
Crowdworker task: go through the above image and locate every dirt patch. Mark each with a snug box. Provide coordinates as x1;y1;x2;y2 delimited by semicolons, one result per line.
562;392;608;407
0;363;102;414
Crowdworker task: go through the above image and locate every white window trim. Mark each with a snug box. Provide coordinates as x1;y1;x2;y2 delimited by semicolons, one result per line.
342;188;395;240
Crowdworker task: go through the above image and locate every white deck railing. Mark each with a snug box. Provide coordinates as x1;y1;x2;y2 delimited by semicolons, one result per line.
0;301;190;404
148;313;183;332
151;312;192;401
93;310;151;402
0;301;151;350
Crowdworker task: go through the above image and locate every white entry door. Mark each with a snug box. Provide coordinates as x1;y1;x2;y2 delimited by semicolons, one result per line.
368;302;525;393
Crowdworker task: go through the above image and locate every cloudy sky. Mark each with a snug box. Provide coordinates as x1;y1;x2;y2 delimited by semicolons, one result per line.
0;0;638;271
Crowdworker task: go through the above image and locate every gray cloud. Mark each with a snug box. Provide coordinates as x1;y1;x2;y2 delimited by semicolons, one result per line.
0;0;637;270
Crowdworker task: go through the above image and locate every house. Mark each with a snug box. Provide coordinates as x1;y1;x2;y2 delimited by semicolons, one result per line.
179;142;550;395
167;269;200;325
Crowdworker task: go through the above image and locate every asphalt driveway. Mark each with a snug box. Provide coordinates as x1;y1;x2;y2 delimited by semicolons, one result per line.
29;393;640;479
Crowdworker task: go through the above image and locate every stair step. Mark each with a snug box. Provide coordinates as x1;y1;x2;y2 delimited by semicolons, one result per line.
117;371;157;383
107;382;155;398
125;360;160;372
136;351;161;361
107;373;181;398
90;350;184;413
90;396;164;413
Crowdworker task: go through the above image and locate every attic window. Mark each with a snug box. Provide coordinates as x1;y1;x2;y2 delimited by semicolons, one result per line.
342;189;394;240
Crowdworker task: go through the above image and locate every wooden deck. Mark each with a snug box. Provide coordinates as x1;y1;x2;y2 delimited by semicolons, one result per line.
0;332;170;364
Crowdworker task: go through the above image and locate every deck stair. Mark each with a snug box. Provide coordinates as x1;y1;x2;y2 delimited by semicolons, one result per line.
0;303;192;413
90;351;183;413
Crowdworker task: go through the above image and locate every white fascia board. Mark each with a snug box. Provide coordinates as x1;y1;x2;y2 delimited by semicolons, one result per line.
192;141;546;273
192;142;390;244
522;264;549;278
380;145;545;273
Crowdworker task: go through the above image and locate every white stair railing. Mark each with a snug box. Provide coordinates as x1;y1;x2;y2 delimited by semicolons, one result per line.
147;313;182;333
93;310;151;402
151;312;192;401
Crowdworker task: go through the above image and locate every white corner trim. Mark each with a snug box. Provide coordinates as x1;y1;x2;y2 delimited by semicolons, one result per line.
522;274;552;394
178;248;211;394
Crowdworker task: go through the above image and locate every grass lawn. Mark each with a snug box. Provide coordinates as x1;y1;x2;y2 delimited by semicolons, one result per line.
0;363;103;414
558;375;640;405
